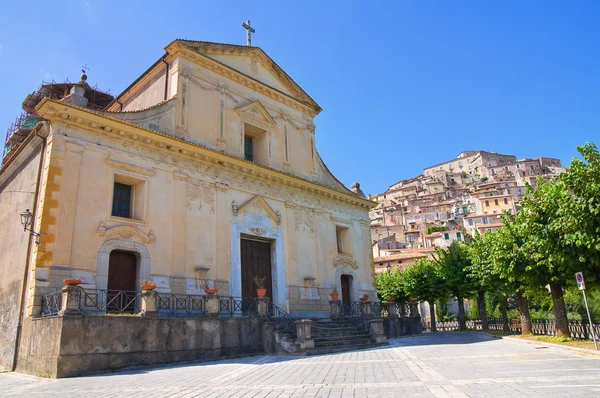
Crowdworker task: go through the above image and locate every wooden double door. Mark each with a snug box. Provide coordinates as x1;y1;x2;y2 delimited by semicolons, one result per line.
241;238;273;299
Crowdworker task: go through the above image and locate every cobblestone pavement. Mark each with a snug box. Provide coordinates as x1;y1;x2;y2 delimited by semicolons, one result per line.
2;332;600;397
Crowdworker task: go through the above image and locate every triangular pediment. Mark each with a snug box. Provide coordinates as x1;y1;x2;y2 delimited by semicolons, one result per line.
169;40;321;114
237;195;280;224
236;101;275;128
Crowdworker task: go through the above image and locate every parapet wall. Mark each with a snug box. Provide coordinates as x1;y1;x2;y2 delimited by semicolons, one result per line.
17;315;268;378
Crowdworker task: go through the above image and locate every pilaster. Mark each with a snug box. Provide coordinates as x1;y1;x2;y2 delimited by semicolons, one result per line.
53;142;83;267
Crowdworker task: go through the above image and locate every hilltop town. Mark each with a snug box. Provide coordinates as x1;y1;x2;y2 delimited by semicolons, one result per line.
370;150;565;272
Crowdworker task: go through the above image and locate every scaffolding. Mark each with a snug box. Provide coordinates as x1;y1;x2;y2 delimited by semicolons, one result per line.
2;76;114;166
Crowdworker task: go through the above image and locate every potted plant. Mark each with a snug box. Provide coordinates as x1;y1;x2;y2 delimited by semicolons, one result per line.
141;280;156;291
359;294;369;302
202;280;218;295
63;278;82;286
330;287;339;301
253;276;267;297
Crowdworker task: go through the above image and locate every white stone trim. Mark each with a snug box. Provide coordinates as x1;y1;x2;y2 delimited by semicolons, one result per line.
335;267;359;303
96;239;151;292
230;216;287;309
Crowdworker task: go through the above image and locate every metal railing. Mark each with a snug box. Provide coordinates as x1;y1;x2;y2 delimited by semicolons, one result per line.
421;318;600;339
339;301;388;318
78;289;141;314
156;293;205;317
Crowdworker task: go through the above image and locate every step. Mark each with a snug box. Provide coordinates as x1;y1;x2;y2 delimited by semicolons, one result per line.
314;338;374;347
314;332;372;340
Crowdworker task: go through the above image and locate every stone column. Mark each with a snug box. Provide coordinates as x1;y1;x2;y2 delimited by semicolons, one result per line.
369;319;388;344
204;294;220;317
329;300;341;318
59;285;81;316
295;319;314;350
359;301;372;316
257;297;269;317
141;290;157;317
386;302;398;318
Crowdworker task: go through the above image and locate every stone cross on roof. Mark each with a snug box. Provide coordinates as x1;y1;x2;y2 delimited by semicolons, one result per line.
242;20;255;46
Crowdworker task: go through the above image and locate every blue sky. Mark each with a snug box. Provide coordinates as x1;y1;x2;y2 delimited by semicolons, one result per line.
1;1;598;195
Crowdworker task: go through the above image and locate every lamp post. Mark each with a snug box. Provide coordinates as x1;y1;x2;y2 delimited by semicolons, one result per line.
19;209;42;245
386;263;392;273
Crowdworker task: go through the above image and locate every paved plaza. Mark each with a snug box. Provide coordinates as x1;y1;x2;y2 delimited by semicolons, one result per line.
1;332;600;397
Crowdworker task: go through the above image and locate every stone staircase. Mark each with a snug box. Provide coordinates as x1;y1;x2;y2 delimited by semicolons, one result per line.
308;318;388;354
273;317;388;355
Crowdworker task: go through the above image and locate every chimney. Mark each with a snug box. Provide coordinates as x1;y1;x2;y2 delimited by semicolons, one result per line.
351;182;366;198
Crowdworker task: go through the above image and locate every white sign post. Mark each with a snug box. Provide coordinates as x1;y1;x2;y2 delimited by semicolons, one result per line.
575;272;598;350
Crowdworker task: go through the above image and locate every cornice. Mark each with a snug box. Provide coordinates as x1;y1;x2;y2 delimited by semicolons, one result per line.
36;99;375;210
169;43;319;117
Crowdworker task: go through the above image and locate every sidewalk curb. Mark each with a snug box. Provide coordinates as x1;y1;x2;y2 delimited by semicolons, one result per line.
481;332;600;356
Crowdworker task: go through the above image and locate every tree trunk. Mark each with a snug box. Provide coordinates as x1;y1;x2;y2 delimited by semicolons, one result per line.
500;299;509;333
517;291;532;335
457;296;467;330
549;283;570;338
477;290;489;330
429;300;437;332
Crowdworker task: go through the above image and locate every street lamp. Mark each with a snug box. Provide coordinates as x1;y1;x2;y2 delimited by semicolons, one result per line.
386;263;392;273
20;209;42;245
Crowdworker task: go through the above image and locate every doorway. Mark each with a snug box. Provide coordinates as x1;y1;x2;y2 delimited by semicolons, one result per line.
341;274;352;305
241;238;273;299
107;250;137;312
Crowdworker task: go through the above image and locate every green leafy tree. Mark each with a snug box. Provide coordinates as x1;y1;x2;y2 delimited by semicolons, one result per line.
433;242;475;330
402;258;448;332
517;177;579;337
376;268;407;303
494;214;538;334
469;225;534;333
469;230;500;330
426;225;449;235
559;142;600;283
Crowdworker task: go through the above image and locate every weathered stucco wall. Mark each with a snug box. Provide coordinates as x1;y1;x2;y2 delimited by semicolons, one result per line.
17;316;265;378
0;143;41;371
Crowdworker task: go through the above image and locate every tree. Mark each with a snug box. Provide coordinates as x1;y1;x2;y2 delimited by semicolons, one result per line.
402;258;448;332
376;268;406;303
433;242;475;330
468;230;501;331
494;213;539;334
469;222;535;334
517;177;577;337
558;142;600;283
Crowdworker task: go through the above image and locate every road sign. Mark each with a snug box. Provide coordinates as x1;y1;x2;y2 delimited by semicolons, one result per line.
576;272;586;290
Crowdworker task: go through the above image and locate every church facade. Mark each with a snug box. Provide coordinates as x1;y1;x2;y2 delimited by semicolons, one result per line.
0;39;375;348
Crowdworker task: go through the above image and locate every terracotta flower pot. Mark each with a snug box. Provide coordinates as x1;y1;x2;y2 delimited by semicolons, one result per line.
359;295;369;302
387;297;395;303
256;288;267;298
204;288;218;295
330;292;339;301
142;281;156;291
63;278;82;286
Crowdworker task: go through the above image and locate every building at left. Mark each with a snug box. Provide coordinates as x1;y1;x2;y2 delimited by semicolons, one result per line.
0;39;377;373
